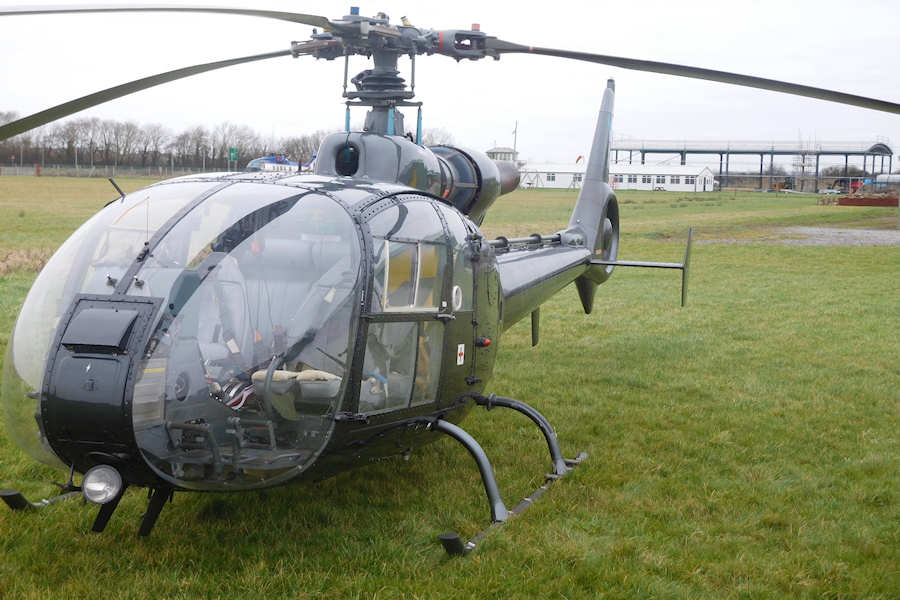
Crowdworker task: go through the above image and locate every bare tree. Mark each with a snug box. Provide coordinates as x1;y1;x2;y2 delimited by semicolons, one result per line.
822;165;868;177
142;123;169;168
187;125;209;169
76;117;101;167
1;109;342;170
282;130;332;164
114;121;141;166
422;127;455;146
29;124;53;165
58;120;81;164
211;121;237;169
169;130;192;167
98;119;117;164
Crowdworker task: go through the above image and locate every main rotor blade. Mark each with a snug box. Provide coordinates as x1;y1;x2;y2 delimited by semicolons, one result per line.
0;4;333;29
0;49;292;141
487;39;900;115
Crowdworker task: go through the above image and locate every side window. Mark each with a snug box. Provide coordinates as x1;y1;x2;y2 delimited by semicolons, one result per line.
369;200;449;312
372;240;447;311
416;244;443;309
382;240;417;309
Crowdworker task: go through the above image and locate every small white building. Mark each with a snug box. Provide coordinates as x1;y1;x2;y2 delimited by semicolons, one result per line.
610;164;717;192
520;163;586;190
486;146;519;162
520;162;717;192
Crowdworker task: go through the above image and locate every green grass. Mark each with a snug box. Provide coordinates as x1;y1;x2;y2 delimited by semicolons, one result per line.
0;179;898;599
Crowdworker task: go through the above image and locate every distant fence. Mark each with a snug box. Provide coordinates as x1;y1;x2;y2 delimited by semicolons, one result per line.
3;163;893;195
712;174;890;193
0;163;210;178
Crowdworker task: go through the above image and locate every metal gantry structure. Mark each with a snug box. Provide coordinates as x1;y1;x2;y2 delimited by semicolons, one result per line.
610;139;894;191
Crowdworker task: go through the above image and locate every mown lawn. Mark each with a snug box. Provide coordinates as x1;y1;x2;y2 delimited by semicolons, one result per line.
0;177;897;599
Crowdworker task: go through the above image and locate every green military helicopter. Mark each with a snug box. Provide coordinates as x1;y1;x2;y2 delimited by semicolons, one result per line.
1;5;896;555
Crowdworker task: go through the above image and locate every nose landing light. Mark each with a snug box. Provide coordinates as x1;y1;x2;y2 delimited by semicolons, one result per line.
82;465;123;504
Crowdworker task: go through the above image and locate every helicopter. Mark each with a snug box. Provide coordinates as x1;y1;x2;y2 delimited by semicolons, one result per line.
1;5;898;557
246;154;307;173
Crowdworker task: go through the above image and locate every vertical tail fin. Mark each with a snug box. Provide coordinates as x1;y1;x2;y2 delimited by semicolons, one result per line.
561;79;620;314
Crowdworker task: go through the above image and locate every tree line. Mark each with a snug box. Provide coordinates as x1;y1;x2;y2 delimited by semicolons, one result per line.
1;111;458;171
0;110;330;169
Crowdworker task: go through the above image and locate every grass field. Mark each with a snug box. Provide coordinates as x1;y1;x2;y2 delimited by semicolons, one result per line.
0;177;898;599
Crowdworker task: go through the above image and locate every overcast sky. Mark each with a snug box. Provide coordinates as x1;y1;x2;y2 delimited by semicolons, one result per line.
1;0;898;170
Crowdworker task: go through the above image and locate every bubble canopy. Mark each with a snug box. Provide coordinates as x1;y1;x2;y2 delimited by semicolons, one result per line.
3;181;363;490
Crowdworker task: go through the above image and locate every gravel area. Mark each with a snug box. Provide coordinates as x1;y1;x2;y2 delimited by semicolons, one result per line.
705;226;900;246
777;227;900;246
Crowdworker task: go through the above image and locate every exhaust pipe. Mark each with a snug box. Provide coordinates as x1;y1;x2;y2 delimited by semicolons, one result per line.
495;160;520;195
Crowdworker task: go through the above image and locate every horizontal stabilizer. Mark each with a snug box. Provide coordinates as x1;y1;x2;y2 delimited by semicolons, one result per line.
592;228;693;306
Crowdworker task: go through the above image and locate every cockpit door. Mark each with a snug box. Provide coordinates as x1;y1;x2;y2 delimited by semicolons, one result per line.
433;204;479;405
358;198;454;414
437;203;500;395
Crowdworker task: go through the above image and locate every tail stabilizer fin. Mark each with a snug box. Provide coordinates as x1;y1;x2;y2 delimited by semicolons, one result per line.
560;79;620;313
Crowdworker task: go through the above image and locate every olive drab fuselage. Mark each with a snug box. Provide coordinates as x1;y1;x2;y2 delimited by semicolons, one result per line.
3;165;504;492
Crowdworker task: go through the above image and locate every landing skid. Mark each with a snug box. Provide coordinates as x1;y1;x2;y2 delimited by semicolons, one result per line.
0;488;81;510
2;477;172;538
425;394;587;556
438;452;587;556
1;465;81;510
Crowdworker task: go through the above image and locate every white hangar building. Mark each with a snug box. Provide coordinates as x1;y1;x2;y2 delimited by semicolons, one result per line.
609;164;717;192
520;162;717;192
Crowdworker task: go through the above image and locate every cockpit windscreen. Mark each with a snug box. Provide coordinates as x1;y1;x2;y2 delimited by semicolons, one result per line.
129;187;361;490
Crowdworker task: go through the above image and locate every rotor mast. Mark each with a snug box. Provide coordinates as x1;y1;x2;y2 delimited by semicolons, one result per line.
344;49;418;138
291;8;493;141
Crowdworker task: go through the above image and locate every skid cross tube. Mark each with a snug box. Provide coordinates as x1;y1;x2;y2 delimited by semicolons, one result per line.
474;394;570;476
432;397;588;556
429;419;509;524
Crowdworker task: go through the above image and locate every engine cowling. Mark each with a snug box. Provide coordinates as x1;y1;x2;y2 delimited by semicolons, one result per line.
430;145;519;225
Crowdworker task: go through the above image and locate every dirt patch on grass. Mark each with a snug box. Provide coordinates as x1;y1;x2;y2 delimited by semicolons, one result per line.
0;248;53;274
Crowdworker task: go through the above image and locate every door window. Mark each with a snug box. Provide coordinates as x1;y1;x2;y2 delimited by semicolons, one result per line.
412;321;443;406
359;321;417;412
